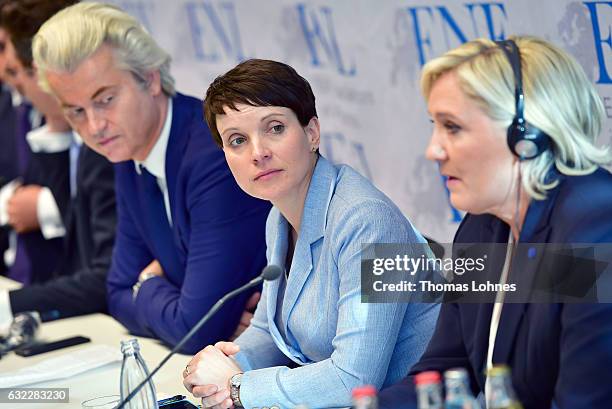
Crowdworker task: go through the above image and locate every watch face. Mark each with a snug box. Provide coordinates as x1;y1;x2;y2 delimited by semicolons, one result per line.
230;374;243;407
231;373;242;386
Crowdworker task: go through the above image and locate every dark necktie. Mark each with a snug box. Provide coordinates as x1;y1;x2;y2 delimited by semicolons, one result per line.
14;103;32;175
8;103;33;284
139;166;179;275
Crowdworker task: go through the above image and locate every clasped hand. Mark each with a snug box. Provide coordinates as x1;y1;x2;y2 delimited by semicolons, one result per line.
7;185;41;233
183;341;242;409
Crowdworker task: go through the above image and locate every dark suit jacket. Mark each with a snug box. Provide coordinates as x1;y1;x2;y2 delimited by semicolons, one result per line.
1;97;72;284
379;167;612;409
107;93;271;354
10;145;116;318
16;131;70;285
0;84;17;187
0;85;17;275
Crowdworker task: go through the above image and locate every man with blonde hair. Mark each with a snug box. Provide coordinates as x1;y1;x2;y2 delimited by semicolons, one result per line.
33;2;270;353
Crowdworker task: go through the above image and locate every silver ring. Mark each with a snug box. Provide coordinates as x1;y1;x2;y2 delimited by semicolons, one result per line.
185;365;191;375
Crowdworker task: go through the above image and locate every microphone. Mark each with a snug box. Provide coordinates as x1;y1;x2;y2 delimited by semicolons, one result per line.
116;264;282;409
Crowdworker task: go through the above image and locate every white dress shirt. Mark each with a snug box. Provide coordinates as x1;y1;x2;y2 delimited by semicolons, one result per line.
485;235;514;407
27;124;75;239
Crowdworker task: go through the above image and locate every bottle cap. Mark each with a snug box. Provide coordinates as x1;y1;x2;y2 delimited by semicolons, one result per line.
352;385;377;398
120;338;140;355
444;367;469;380
487;364;510;377
414;371;441;385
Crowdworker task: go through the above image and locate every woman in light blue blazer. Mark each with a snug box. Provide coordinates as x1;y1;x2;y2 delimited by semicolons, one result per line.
183;59;439;409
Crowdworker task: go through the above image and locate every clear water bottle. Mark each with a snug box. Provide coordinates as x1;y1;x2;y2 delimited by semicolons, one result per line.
485;365;523;409
352;385;377;409
119;339;158;409
0;312;41;353
414;371;443;409
444;368;481;409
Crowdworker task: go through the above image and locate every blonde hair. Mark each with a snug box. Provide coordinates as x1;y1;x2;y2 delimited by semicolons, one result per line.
421;36;610;200
32;1;175;95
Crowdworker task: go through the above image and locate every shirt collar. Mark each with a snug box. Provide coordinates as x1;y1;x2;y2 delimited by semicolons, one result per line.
134;98;173;178
73;132;83;147
11;89;23;107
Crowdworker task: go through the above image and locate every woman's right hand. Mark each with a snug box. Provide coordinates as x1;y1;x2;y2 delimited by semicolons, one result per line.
214;341;240;356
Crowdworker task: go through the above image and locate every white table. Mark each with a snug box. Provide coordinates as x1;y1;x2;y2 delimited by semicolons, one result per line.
0;276;198;408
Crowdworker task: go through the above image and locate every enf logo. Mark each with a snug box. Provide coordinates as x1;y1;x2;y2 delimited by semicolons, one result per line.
296;4;357;76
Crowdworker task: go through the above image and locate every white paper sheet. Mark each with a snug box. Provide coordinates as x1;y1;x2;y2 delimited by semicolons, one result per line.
0;344;122;388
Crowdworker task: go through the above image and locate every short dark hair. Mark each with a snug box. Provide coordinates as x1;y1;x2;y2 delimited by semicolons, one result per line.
0;1;11;59
0;0;15;27
1;0;78;68
204;59;317;147
0;0;11;28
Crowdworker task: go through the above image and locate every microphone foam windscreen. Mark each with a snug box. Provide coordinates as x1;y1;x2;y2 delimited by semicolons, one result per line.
262;265;282;281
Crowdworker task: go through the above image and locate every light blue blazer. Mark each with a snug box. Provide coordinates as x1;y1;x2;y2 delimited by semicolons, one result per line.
234;156;439;408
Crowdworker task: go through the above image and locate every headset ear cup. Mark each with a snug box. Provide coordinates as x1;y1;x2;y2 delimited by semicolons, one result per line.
514;139;539;160
507;119;551;160
507;119;526;157
525;125;551;158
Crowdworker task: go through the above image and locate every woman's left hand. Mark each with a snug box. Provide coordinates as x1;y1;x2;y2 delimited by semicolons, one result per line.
183;344;242;408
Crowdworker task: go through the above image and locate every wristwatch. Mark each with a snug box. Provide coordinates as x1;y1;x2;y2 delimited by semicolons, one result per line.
132;271;157;300
229;373;244;408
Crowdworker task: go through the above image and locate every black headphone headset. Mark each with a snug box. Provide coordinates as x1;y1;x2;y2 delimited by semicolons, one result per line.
495;39;551;160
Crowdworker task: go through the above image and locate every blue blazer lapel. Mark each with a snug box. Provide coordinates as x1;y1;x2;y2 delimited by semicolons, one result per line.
282;157;336;321
266;212;289;325
165;94;189;234
456;216;507;377
140;94;191;282
492;184;559;365
264;210;312;363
